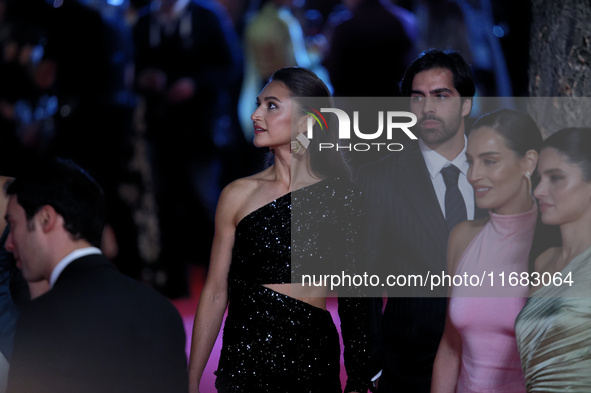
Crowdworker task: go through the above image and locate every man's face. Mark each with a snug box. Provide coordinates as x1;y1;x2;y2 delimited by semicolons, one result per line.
409;67;471;150
5;195;47;282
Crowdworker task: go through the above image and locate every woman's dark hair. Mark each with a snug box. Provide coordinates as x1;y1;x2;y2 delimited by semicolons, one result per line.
541;127;591;182
399;48;476;98
266;66;351;179
470;108;543;157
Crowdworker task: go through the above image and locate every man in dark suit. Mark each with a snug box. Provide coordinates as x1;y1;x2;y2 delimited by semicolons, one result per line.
4;158;188;393
356;49;486;392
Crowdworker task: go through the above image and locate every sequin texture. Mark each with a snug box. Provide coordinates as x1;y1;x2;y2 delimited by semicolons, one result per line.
217;177;371;393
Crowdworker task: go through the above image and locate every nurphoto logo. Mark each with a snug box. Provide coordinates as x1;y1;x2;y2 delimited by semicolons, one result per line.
307;107;418;153
303;106;329;131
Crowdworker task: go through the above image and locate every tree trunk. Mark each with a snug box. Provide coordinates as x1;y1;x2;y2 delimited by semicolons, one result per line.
527;0;591;136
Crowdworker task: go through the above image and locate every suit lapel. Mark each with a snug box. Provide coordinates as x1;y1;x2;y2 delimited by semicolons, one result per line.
398;144;449;259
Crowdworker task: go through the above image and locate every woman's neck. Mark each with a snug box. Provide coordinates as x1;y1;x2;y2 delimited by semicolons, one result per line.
272;147;322;191
492;182;534;215
559;215;591;267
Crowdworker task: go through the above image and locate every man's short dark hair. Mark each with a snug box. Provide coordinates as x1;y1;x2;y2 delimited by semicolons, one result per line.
6;157;105;248
399;48;476;98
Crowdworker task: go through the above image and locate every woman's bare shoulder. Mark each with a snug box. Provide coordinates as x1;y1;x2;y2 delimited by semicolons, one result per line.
447;217;489;273
220;167;274;199
218;167;285;225
450;218;488;248
215;174;266;222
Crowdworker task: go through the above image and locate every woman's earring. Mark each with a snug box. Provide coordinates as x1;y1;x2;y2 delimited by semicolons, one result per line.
291;133;310;155
525;171;532;195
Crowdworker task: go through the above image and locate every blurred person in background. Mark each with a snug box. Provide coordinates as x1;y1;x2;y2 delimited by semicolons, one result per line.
133;0;245;297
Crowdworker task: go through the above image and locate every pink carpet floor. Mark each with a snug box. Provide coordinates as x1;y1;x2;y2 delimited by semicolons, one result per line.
171;264;349;393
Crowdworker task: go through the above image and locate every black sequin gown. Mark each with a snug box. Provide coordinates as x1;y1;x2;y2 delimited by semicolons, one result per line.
215;177;370;393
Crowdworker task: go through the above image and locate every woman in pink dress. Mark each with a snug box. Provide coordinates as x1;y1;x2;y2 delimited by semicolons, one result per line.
431;109;542;393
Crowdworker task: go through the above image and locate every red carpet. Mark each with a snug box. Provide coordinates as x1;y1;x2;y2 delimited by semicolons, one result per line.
171;264;348;393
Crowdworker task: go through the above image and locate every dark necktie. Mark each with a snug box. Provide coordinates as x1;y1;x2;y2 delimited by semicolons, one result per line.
441;165;467;230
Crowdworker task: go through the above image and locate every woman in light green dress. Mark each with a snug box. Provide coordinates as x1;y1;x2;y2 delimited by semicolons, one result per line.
515;127;591;392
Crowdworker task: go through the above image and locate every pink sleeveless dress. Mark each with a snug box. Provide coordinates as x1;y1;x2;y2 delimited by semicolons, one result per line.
448;204;537;393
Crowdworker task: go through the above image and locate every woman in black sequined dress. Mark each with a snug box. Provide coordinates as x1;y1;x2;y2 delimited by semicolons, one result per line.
188;67;371;393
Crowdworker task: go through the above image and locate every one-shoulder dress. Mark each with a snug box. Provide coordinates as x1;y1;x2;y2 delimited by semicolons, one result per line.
448;204;537;392
215;177;370;393
515;246;591;392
